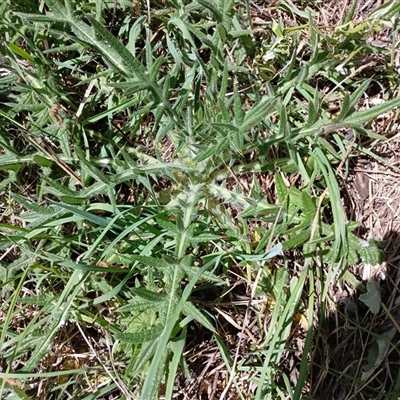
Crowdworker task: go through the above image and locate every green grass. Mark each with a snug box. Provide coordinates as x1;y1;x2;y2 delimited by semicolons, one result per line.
1;0;400;398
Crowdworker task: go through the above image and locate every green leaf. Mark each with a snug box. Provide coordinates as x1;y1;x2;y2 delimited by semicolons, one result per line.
179;264;224;284
361;328;396;382
182;301;215;332
301;191;316;222
306;89;319;127
22;270;89;371
131;288;166;302
140;263;214;399
233;84;244;126
44;0;129;75
311;145;347;261
83;14;156;86
109;79;151;95
189;233;221;243
132;338;160;375
118;299;164;313
132;255;169;269
116;324;164;343
370;0;400;20
300;95;400;137
336;93;351;120
238;202;280;219
358;238;384;266
359;279;381;314
8;43;35;63
348;79;371;110
197;0;223;22
193;137;229;162
275;173;288;204
58;261;129;273
283;229;311;250
236;242;282;261
53;203;111;227
165;332;187;400
344;95;400;126
218;0;234;29
238;97;276;133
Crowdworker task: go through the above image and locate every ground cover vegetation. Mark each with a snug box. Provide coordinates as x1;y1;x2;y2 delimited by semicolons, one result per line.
1;0;400;398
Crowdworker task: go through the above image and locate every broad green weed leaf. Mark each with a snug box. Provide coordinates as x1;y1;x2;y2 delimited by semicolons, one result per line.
300;95;400;137
193;137;229;162
22;270;89;371
182;301;215;332
179;264;224;284
109;80;150;95
118;299;164;313
74;148;111;184
44;0;130;75
218;0;234;29
237;242;282;261
337;93;351;120
216;99;231;123
85;14;155;82
84;99;155;124
238;202;280;219
233;84;244;126
132;255;169;269
348;233;384;266
197;0;223;22
302;191;316;222
58;261;129;273
359;279;381;314
361;328;396;382
131;337;160;375
116;324;164;343
41;176;82;197
239;97;276;133
296;64;309;85
166;35;182;78
53;203;111;227
347;244;359;265
358;239;384;265
11;193;58;215
88;277;133;306
218;60;229;99
14;11;67;23
275;173;288;203
131;287;166;302
140;263;214;399
343;96;400;126
348;79;371;109
43;1;174;118
370;0;400;20
306;89;319;127
282;229;310;250
211;122;238;134
167;18;210;79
